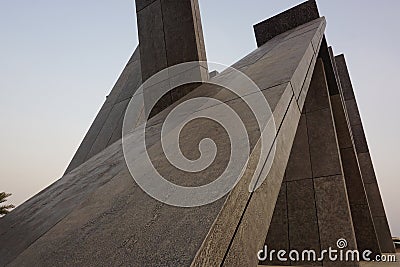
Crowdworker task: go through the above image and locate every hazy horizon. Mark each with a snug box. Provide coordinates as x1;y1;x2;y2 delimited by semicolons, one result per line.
0;0;399;236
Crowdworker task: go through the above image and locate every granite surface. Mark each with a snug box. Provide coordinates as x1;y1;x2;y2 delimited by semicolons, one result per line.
335;54;395;254
0;17;326;267
254;0;320;47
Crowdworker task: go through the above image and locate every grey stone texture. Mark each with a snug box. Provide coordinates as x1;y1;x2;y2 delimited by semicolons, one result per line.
262;42;395;266
318;38;340;96
261;183;290;266
66;0;209;174
1;1;394;266
262;60;359;267
254;0;319;47
331;92;381;256
0;14;326;267
136;0;208;116
301;60;358;267
326;46;381;257
335;54;395;253
193;18;326;267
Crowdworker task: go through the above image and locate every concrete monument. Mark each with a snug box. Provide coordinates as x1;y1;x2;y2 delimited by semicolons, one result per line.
0;1;394;266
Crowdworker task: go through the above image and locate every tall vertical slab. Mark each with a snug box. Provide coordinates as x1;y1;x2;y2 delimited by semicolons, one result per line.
136;0;208;116
262;60;359;267
334;55;395;253
322;47;381;257
192;17;326;267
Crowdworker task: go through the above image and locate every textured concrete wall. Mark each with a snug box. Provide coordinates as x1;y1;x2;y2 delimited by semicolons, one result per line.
66;0;209;174
262;60;359;267
263;40;395;266
136;0;208;117
0;16;326;267
329;48;381;256
253;0;320;47
192;17;326;267
318;43;377;255
335;54;395;253
3;1;393;266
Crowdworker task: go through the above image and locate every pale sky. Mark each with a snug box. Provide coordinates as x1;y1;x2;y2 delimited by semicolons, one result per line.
0;0;399;236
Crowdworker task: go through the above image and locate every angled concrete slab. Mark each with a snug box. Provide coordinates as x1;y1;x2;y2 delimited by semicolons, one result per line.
327;47;381;257
0;15;326;266
65;47;143;174
335;54;395;254
136;0;208;117
1;1;394;266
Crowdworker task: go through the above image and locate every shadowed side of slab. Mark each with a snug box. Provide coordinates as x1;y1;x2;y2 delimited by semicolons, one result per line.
261;59;359;267
192;18;326;267
335;54;395;254
328;48;381;257
1;17;325;267
136;0;209;117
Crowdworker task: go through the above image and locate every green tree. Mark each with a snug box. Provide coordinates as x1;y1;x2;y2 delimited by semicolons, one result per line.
0;192;15;215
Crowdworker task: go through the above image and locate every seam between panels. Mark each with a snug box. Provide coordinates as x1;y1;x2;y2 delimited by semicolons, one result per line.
305;112;323;256
221;94;295;266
